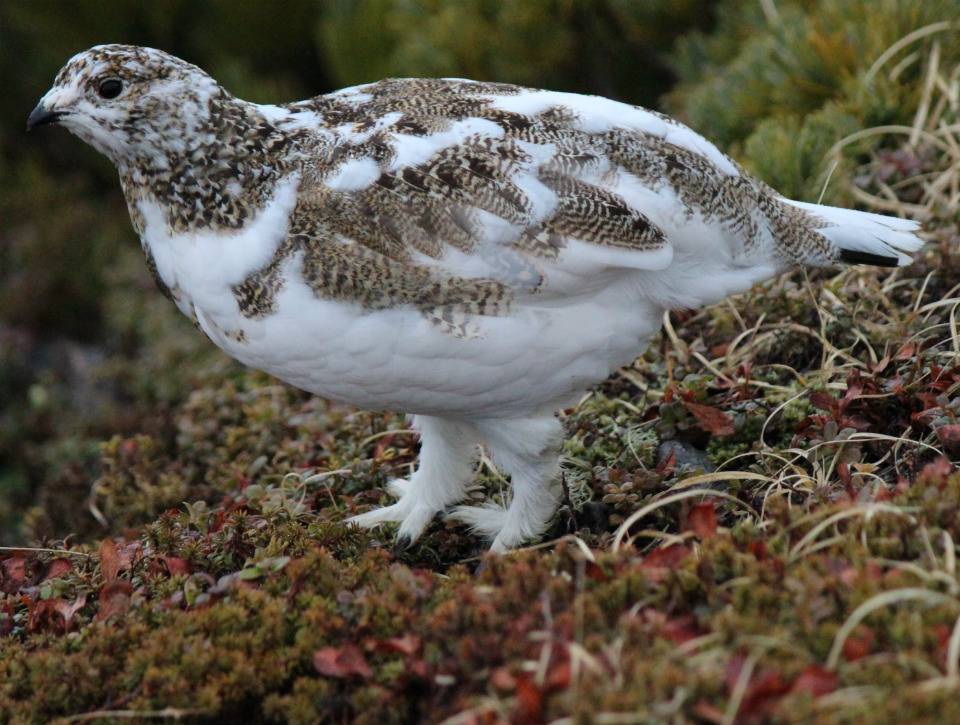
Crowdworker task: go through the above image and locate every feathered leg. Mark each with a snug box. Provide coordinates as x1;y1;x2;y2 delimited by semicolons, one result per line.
449;415;563;552
347;415;479;548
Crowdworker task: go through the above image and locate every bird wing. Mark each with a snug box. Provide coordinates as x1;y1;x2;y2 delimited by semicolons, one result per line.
261;79;874;330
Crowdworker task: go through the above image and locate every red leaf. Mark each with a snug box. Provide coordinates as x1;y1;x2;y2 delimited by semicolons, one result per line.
934;623;953;665
117;541;143;571
491;666;516;691
99;539;120;584
838;461;854;487
834;561;861;588
740;669;790;718
153;556;191;577
655;447;677;474
490;666;517;692
895;343;915;360
584;561;608;582
724;657;790;722
936;425;960;456
686;502;718;540
841;626;874;661
641;544;691;570
312;648;340;677
839;383;864;410
40;558;74;583
30;594;86;634
749;541;768;561
544;661;571;692
692;700;727;724
0;558;26;594
789;666;838;698
376;633;421;656
663;614;699;645
724;655;790;723
0;601;15;637
373;432;416;461
844;415;873;432
809;392;840;417
868;354;890;374
887;373;904;393
510;677;542;725
409;659;431;680
30;599;68;634
64;594;87;627
19;594;38;634
95;580;134;623
313;643;373;679
683;402;735;436
918;456;954;486
913;407;944;429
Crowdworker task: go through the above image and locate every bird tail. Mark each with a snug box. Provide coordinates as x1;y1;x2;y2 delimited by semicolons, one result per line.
781;199;923;267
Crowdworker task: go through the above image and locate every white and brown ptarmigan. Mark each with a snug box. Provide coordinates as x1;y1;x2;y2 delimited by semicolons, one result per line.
29;45;922;552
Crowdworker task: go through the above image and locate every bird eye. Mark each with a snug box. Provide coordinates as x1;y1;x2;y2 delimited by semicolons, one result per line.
98;79;123;99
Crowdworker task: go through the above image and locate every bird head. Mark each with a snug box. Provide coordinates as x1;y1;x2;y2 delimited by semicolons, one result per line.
28;44;225;169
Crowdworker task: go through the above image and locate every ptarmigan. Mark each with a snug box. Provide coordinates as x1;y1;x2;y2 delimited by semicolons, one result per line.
29;45;923;552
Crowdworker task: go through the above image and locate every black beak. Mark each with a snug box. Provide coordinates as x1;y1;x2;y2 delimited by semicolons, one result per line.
26;104;66;131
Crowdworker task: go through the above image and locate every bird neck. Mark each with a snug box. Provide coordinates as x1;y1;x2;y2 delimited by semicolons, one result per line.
119;98;296;235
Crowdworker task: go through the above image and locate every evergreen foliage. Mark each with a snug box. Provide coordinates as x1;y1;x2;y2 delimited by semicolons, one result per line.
667;0;960;200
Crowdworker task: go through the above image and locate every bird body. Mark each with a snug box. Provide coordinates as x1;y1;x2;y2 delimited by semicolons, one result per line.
30;45;923;551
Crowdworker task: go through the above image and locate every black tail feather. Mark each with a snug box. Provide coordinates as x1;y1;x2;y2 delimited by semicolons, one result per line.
838;249;900;267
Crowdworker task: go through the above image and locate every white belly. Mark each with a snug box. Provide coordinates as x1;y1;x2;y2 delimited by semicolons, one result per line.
198;272;662;418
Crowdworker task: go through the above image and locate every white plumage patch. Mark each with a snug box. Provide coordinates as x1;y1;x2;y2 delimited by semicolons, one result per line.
140;173;301;330
326;157;381;191
385;117;506;171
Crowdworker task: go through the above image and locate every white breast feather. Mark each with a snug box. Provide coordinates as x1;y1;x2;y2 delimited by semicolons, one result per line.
140;173;301;330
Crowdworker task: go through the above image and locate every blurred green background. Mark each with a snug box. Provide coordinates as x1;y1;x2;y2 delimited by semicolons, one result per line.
1;0;953;543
